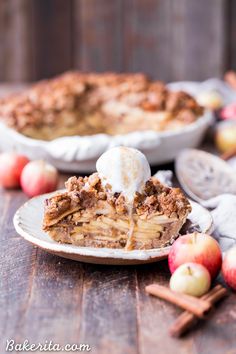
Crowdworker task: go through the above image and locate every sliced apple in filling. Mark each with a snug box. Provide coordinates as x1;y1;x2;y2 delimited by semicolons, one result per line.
43;174;191;250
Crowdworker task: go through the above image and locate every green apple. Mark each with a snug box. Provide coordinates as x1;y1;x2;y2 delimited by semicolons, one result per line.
170;262;211;297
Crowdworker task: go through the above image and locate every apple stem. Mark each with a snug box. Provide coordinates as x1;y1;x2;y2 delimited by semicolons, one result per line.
187;266;192;276
192;232;198;244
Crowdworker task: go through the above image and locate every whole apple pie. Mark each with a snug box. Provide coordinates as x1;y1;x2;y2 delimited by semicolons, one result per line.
0;72;203;141
43;147;191;250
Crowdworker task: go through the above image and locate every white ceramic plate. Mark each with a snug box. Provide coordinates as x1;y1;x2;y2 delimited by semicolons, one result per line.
13;194;213;265
0;110;213;172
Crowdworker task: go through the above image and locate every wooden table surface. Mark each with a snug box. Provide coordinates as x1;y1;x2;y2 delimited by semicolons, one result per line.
0;84;236;354
1;171;236;354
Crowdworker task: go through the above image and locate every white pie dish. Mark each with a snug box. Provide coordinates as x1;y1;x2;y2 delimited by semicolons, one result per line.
13;194;213;265
0;109;213;172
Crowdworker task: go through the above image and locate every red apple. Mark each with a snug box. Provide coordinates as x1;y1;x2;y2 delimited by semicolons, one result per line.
220;103;236;120
168;232;222;280
222;246;236;290
20;160;58;197
170;262;211;297
0;152;29;188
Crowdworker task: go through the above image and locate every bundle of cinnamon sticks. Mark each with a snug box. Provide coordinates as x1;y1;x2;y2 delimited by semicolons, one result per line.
145;283;228;337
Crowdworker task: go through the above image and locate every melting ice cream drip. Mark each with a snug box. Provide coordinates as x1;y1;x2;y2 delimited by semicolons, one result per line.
96;147;151;250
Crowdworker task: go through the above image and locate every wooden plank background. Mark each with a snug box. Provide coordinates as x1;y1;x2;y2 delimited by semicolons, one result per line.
0;0;233;82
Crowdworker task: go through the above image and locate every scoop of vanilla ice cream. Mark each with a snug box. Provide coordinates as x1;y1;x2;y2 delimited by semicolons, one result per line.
96;147;151;202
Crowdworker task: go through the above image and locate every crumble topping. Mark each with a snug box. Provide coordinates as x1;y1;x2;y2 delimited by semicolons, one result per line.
0;71;203;138
43;173;191;228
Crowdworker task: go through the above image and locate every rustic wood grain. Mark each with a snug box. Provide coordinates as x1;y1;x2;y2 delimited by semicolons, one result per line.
123;0;227;81
227;0;236;71
170;0;227;81
0;0;231;82
190;297;236;354
32;0;73;80
0;189;32;353
123;0;172;81
79;265;138;354
0;0;33;81
73;0;124;72
15;251;84;345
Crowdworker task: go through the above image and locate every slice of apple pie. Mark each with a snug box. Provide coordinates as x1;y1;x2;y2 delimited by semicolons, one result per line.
43;147;191;250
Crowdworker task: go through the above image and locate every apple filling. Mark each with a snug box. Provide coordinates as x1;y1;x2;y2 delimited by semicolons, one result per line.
43;173;191;250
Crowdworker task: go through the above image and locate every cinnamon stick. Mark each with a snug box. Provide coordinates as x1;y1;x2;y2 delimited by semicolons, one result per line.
169;284;228;337
145;284;212;319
